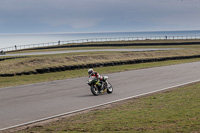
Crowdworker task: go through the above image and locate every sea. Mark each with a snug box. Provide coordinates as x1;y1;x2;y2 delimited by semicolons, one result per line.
1;30;200;49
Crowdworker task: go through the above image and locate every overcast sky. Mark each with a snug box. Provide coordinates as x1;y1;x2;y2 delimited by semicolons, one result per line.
0;0;200;33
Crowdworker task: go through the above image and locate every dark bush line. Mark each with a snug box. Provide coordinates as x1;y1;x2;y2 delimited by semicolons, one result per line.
8;41;200;52
0;56;27;61
1;55;200;77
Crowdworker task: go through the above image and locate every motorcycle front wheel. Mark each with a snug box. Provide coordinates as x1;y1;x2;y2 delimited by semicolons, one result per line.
91;85;100;96
107;82;113;94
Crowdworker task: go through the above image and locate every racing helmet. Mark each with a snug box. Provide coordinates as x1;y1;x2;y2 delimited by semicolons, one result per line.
88;68;94;75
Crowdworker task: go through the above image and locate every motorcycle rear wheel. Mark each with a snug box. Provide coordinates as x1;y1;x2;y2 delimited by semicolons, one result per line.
91;85;100;96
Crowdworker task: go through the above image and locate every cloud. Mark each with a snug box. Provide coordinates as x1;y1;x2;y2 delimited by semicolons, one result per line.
0;0;200;33
40;17;103;29
0;0;105;29
67;18;103;29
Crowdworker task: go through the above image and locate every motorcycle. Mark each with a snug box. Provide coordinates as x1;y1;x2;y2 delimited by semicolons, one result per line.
87;76;113;96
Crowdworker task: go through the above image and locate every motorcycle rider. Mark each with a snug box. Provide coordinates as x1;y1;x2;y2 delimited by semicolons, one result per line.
88;68;104;89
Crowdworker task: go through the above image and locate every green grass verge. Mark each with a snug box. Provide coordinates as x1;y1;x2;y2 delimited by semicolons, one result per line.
1;58;200;88
16;81;200;133
1;46;200;74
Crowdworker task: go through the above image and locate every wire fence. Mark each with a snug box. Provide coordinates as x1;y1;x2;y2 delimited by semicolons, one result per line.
1;35;200;52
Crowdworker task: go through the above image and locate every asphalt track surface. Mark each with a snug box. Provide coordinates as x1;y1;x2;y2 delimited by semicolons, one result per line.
0;61;200;131
2;48;179;56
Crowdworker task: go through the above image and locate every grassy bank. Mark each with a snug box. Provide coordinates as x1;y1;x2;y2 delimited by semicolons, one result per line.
1;58;200;88
1;45;200;74
16;81;200;133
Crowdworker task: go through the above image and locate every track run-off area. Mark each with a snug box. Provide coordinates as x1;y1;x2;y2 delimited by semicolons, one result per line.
0;61;200;131
2;48;179;56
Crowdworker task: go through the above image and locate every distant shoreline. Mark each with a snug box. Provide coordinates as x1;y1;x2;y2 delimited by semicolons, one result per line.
1;30;200;49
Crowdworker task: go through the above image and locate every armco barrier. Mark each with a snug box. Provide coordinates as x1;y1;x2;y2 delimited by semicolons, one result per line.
1;55;200;77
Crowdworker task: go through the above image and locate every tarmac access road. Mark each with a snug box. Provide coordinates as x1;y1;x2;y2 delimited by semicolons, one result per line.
0;61;200;131
2;48;179;56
